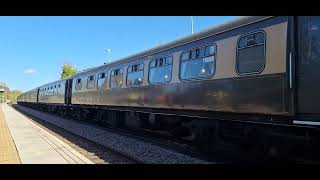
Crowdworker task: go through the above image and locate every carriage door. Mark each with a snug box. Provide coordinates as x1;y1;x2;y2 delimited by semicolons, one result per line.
37;89;40;103
296;16;320;114
64;79;73;105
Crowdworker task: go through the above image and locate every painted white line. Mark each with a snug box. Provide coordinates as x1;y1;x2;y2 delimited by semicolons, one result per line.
293;120;320;126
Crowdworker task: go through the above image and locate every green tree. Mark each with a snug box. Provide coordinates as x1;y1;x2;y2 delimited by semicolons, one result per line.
0;82;22;102
8;90;23;102
61;64;78;79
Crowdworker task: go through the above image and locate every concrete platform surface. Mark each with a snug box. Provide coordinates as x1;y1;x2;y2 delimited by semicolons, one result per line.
1;104;94;164
0;104;21;164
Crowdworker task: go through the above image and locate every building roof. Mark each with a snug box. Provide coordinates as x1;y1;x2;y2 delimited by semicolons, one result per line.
0;89;5;93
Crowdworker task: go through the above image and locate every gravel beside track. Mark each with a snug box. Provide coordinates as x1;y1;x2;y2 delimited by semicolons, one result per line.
11;104;138;164
14;104;211;164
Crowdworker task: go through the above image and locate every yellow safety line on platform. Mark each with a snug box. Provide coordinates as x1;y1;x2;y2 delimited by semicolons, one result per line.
0;104;21;164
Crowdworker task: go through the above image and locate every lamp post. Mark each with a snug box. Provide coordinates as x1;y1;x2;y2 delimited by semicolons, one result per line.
0;89;5;103
190;16;194;34
104;48;112;64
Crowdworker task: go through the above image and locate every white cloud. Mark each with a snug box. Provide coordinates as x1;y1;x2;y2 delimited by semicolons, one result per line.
23;68;37;75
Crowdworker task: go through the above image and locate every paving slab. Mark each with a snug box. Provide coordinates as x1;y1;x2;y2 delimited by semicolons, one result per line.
0;104;20;164
1;104;93;164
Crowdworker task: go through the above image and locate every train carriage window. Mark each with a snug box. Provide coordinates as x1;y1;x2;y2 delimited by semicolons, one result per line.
58;84;61;94
205;45;215;56
180;45;216;80
149;56;173;84
87;75;96;89
127;63;144;87
110;68;123;88
181;51;191;60
54;85;57;95
97;72;107;89
75;78;82;91
236;31;266;74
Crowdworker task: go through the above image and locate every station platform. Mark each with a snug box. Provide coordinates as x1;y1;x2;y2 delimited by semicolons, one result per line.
0;103;93;164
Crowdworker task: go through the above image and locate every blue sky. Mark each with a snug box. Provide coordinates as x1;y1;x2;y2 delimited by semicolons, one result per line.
0;16;239;92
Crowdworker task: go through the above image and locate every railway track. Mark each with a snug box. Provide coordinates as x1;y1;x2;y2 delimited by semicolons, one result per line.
12;104;211;164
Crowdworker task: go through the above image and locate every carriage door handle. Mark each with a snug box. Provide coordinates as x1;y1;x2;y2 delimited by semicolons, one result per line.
289;52;293;89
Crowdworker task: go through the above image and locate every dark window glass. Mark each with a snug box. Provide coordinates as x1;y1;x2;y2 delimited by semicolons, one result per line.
99;73;105;79
158;58;164;66
303;16;320;65
238;37;247;48
237;32;266;74
255;33;265;44
237;45;265;74
127;63;144;87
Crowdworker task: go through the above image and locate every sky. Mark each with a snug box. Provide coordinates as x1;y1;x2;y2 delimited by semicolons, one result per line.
0;16;239;92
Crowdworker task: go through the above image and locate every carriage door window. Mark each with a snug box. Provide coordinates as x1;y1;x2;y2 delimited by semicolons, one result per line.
297;16;320;113
75;78;82;91
149;56;172;84
127;63;144;87
58;84;61;94
110;68;123;88
237;31;266;74
180;45;216;80
97;72;107;89
87;75;96;89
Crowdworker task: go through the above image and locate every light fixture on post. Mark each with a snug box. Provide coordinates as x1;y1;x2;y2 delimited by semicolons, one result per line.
190;16;194;34
104;48;112;64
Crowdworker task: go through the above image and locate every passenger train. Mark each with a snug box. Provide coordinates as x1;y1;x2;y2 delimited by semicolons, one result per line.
17;16;320;162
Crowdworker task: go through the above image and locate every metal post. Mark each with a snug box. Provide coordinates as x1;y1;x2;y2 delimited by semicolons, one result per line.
191;16;194;34
104;48;112;64
0;89;5;103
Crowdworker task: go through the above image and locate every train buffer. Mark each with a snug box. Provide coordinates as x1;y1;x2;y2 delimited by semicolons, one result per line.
0;103;93;164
